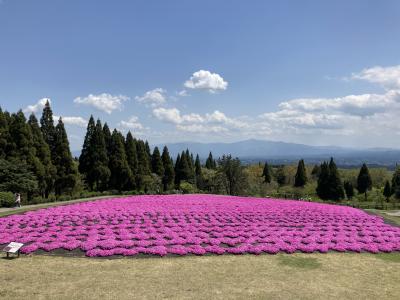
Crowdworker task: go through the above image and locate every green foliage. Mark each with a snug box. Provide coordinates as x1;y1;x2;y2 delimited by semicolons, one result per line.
151;146;165;176
217;154;247;195
180;181;196;194
0;192;15;207
316;158;344;201
40;100;56;154
205;152;216;169
0;159;38;194
383;180;393;201
275;166;286;187
392;166;400;199
262;161;272;184
294;159;307;187
161;146;175;191
311;164;321;179
344;181;354;200
357;163;372;201
125;132;138;183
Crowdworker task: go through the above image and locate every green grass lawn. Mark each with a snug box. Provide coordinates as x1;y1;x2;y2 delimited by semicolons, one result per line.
0;253;399;300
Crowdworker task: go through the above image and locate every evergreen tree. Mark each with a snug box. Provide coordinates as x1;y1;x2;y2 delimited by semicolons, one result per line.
174;153;181;185
343;181;354;200
161;146;175;191
205;152;215;169
125;132;138;188
294;159;307;187
217;155;247;195
136;139;151;189
262;161;272;183
357;163;372;201
177;150;194;184
79;116;96;190
275;166;286;187
195;154;203;189
53;118;79;196
0;107;10;158
316;162;330;200
151;146;164;176
391;166;400;199
91;119;110;191
108;130;132;191
102;123;112;154
383;180;392;202
40;100;56;155
28;114;56;197
311;164;321;179
327;158;344;201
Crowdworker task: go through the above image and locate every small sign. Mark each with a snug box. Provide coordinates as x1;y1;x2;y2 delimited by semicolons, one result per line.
3;242;24;254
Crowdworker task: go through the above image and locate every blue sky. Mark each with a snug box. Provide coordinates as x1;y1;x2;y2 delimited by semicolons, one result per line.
1;0;400;150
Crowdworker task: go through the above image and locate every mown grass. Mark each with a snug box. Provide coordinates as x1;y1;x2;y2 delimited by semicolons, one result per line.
0;253;399;300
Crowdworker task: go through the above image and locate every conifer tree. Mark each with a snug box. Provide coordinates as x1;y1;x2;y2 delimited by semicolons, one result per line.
205;152;215;169
28;114;56;197
195;154;203;189
79;116;96;190
311;164;321;179
327;158;344;201
174;153;181;185
343;181;354;200
275;166;286;187
151;146;164;176
161;146;174;191
125;132;138;188
91;119;110;191
391;166;400;199
383;180;392;202
262;161;272;183
316;162;330;200
136;139;151;189
0;107;10;158
40;100;56;155
102;123;112;154
357;163;372;201
294;159;307;187
108;130;132;191
53;118;79;196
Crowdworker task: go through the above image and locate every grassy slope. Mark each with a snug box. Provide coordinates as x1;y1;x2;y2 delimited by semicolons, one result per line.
0;253;399;300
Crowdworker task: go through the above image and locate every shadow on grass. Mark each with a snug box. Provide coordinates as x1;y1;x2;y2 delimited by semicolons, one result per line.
278;255;322;270
372;252;400;263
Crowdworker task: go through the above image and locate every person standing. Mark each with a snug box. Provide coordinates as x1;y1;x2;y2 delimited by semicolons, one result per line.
15;193;21;208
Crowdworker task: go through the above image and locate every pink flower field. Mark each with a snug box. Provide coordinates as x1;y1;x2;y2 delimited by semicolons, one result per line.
1;194;400;257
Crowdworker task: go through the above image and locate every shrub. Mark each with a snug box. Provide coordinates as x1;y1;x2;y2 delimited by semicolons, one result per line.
180;181;196;194
0;192;15;207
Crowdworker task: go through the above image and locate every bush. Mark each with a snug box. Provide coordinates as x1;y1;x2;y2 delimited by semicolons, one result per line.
180;181;196;194
0;192;15;207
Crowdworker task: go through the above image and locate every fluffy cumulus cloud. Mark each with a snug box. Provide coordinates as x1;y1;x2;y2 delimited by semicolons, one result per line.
184;70;228;93
351;65;400;90
54;116;88;127
23;98;51;114
135;88;166;107
74;93;129;114
152;107;247;133
118;116;144;130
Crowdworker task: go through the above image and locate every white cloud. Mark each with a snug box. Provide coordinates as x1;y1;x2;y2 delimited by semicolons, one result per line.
135;88;166;107
74;93;129;114
152;107;181;124
54;116;88;127
23;98;51;114
184;70;228;93
177;90;189;97
351;65;400;89
118;116;144;130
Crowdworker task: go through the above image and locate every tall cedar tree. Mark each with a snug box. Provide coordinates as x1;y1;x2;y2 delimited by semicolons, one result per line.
383;180;392;201
205;152;216;169
294;159;307;187
40;100;56;155
357;163;372;201
0;107;10;158
161;146;175;191
177;150;194;184
316;162;330;200
53;118;78;196
343;181;354;200
174;153;181;185
262;161;272;183
327;158;344;201
311;164;321;179
108;130;132;191
125;132;138;189
136;139;151;190
392;166;400;199
195;154;203;189
28;114;56;198
91;119;110;191
151;146;165;176
79;116;96;190
275;166;286;187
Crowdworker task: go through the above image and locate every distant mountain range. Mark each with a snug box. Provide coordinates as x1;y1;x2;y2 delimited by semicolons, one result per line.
156;139;400;167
